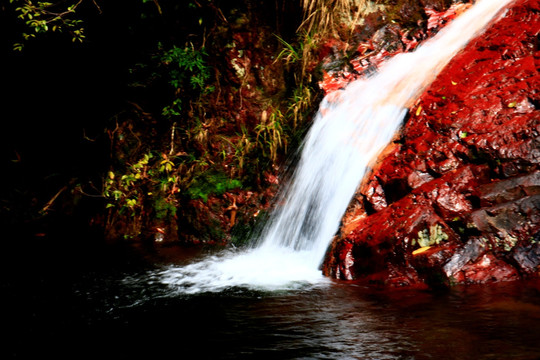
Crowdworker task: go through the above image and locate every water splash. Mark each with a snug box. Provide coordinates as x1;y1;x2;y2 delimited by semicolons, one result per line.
159;248;329;294
157;0;513;294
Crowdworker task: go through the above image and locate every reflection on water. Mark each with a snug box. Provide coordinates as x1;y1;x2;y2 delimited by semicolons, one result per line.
3;248;540;360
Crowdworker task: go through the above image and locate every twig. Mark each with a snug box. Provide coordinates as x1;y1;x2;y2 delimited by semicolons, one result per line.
153;0;162;15
169;121;176;155
41;186;68;214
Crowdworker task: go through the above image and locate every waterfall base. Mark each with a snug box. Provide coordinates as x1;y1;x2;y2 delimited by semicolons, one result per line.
157;246;329;294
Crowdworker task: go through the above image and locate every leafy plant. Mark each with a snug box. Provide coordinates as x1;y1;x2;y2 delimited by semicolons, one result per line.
104;153;154;214
255;109;286;163
158;43;215;118
273;31;320;137
10;0;89;50
275;34;302;64
218;126;254;175
288;83;316;130
274;31;318;87
161;44;212;91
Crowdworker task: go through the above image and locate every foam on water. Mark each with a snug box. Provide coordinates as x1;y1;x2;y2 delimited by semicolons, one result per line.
156;0;513;294
159;246;329;294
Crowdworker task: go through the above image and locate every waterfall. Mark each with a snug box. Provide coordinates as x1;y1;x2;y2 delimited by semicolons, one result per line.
158;0;513;294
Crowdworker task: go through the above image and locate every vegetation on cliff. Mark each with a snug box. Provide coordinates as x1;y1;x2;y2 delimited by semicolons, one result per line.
1;0;362;246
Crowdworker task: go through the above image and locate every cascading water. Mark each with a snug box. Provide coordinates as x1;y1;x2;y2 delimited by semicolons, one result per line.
157;0;513;294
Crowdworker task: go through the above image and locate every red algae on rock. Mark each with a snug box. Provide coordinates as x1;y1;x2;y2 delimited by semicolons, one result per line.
323;0;540;288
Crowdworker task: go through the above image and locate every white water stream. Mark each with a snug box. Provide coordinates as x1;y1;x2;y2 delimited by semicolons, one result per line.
158;0;513;294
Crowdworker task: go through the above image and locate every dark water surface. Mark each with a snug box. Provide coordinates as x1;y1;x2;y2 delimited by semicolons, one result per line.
3;244;540;359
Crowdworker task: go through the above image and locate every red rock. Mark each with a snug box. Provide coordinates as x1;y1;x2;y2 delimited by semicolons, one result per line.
412;242;457;269
319;70;353;94
407;170;435;189
323;0;540;288
361;263;422;287
443;238;488;278
451;254;520;284
475;170;540;207
410;242;459;287
410;165;489;221
333;240;355;281
363;178;387;211
327;196;461;281
318;2;466;94
469;195;540;247
425;3;471;32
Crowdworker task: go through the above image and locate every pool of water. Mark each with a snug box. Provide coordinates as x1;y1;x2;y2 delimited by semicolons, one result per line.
3;243;540;359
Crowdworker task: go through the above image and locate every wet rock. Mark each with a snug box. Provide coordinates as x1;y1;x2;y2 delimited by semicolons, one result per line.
326;197;461;282
371;24;405;54
413;242;456;270
362;263;423;287
443;238;488;279
324;0;540;288
318;1;479;94
410;242;458;287
408;170;435;189
450;253;520;284
413;165;489;221
363;178;387;211
469;195;540;252
424;3;472;33
475;171;540;207
328;239;354;281
512;240;540;274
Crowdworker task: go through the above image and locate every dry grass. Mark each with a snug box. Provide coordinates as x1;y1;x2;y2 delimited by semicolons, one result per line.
271;1;374;146
299;0;370;38
296;0;371;85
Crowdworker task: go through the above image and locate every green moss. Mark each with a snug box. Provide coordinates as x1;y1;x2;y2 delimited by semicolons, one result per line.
154;197;177;220
414;224;449;248
494;232;518;252
187;171;242;202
